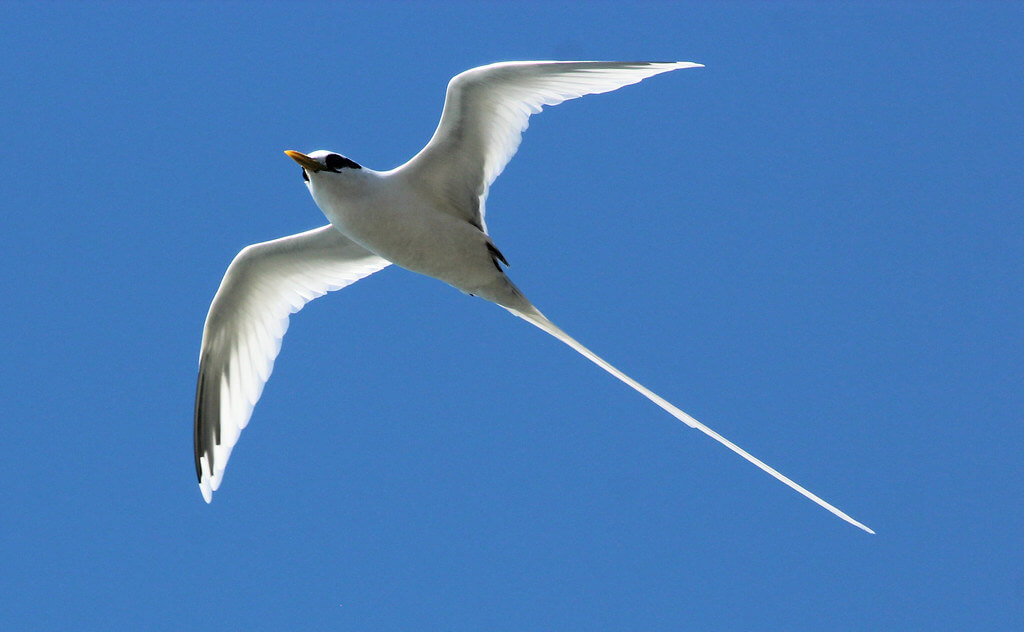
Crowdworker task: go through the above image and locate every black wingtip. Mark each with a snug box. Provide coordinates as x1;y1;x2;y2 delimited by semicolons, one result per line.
193;368;207;482
193;363;219;483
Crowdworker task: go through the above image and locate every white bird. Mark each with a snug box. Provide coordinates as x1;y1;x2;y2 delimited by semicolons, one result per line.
194;61;873;534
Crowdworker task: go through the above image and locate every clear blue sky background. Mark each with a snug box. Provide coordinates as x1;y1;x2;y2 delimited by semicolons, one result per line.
2;2;1021;630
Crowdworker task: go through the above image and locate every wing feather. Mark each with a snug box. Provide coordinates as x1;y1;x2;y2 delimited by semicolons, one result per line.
399;61;703;232
194;225;391;501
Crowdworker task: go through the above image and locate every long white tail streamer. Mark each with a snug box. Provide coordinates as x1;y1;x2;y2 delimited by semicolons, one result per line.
508;305;874;534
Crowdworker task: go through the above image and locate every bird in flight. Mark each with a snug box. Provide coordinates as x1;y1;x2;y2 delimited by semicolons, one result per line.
193;61;873;533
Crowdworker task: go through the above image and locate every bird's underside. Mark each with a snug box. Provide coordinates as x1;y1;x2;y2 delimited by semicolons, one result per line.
194;61;873;533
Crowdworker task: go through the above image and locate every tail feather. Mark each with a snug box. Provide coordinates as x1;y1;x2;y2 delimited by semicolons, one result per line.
506;304;874;535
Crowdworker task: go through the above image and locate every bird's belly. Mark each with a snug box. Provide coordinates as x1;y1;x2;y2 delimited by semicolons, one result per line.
316;193;499;294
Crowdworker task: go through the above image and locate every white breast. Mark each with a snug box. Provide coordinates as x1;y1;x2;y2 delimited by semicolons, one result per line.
309;169;502;294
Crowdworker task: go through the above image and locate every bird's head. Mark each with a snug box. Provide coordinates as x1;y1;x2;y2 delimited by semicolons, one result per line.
284;150;362;187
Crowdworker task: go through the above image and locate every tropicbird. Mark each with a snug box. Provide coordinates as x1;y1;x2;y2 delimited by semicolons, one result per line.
193;61;873;533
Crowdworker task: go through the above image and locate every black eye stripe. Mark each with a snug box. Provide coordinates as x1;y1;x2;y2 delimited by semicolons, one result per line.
324;153;361;171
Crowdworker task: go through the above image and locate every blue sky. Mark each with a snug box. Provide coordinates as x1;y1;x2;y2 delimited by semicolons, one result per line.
2;2;1021;630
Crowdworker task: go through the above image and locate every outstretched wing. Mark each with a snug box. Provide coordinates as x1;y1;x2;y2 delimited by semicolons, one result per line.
194;225;391;502
398;61;702;232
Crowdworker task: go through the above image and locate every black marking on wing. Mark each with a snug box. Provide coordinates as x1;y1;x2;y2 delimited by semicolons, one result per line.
486;241;509;271
193;359;220;482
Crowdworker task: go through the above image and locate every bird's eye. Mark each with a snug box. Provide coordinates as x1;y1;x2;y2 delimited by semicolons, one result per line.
324;153;360;171
324;154;345;171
